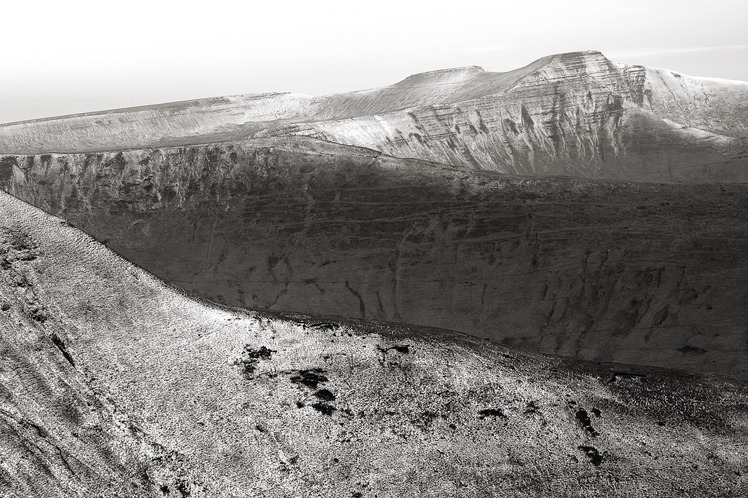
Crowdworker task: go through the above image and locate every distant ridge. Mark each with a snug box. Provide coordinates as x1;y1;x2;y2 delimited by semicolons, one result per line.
1;49;747;181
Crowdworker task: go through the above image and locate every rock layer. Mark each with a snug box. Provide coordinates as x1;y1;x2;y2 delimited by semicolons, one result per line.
2;138;747;376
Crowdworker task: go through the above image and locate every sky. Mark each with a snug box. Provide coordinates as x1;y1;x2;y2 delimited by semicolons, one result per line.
2;0;747;124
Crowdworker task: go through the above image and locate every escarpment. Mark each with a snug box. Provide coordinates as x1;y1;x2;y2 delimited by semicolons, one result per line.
2;138;747;377
2;51;747;183
2;50;747;377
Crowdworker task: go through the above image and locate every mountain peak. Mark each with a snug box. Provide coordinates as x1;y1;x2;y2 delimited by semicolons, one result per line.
545;49;611;66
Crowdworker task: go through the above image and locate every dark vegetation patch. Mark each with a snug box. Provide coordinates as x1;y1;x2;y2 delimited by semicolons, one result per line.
312;402;336;416
29;306;47;323
289;368;328;389
287;368;341;416
478;408;506;419
578;446;603;466
314;389;336;402
575;409;598;436
235;345;275;378
524;401;539;414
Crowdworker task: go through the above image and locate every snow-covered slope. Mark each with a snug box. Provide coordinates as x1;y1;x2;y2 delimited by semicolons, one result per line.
257;51;748;181
0;93;316;154
2;50;746;182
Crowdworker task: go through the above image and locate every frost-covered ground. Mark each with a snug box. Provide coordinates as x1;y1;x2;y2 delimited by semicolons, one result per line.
1;191;746;497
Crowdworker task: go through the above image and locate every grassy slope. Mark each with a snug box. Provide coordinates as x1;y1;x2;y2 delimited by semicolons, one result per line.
0;190;747;497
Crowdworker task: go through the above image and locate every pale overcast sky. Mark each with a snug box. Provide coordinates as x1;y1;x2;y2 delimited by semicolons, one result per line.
2;0;746;124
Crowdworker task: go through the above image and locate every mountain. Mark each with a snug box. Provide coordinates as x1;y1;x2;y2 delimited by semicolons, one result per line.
1;189;747;497
1;51;747;378
2;51;747;182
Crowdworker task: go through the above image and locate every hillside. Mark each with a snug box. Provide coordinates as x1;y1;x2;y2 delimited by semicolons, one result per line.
2;51;747;182
1;190;747;497
260;52;748;182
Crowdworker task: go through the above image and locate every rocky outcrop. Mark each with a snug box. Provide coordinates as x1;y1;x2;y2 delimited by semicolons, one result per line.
2;138;747;376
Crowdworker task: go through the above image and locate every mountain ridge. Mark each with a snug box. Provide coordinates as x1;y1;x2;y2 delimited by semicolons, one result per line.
2;49;746;185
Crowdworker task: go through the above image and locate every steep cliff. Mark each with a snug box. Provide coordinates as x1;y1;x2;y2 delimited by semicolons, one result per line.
1;189;748;497
2;138;747;376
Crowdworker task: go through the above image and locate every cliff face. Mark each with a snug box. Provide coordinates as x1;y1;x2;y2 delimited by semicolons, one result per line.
2;51;747;182
2;138;747;376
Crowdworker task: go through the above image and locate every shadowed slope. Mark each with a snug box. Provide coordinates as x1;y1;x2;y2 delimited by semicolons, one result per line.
1;191;748;497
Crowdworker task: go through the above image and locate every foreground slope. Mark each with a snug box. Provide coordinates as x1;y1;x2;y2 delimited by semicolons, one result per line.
1;191;748;497
2;137;747;377
2;51;747;182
